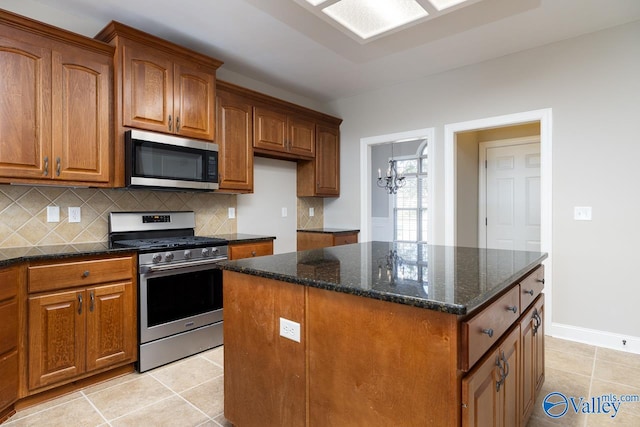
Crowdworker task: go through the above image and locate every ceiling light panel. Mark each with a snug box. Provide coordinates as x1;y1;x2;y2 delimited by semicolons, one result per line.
427;0;469;11
322;0;429;40
305;0;328;5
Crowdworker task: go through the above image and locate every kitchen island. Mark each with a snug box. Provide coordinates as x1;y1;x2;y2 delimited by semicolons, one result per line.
221;241;547;426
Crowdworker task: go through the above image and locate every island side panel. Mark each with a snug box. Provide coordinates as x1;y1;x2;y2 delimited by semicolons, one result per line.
223;271;306;426
307;287;462;426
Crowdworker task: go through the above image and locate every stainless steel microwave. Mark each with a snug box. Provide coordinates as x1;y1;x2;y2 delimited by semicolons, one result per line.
125;130;219;191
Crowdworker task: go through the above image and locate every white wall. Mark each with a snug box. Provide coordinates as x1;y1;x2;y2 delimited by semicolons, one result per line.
236;157;297;254
327;20;640;350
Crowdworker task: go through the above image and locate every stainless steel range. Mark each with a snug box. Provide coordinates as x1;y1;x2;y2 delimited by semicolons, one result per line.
109;211;227;372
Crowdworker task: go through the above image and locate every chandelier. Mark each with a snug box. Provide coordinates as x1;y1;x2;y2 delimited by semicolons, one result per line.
377;144;405;194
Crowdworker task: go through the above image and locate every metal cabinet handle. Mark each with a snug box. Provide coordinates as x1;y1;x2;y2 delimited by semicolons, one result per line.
251;251;257;257
536;278;545;285
90;291;95;312
495;351;510;392
532;309;542;335
482;328;494;338
176;116;180;132
78;293;83;315
506;306;517;314
82;270;90;278
56;157;61;176
168;114;173;131
44;156;49;176
524;289;534;296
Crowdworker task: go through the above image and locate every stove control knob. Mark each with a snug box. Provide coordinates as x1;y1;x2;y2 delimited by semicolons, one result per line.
152;253;162;263
184;250;192;259
211;247;219;254
201;248;210;257
165;252;174;262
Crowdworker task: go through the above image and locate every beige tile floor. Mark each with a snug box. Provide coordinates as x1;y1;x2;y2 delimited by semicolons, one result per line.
5;337;640;426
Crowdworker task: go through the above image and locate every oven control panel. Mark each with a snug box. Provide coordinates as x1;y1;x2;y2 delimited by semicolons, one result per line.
142;215;171;223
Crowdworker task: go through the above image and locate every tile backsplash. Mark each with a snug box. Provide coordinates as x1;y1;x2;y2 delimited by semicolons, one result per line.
0;185;237;248
297;197;324;229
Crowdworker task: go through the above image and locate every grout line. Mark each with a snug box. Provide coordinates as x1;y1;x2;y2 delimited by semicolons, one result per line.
80;390;112;427
6;395;86;424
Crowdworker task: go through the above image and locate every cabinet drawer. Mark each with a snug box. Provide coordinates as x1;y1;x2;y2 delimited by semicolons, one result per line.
0;267;18;302
0;301;17;355
334;233;358;246
29;256;134;293
462;286;521;371
229;241;274;260
520;265;545;311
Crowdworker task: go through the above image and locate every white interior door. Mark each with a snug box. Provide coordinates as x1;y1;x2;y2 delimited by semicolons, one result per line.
482;141;541;251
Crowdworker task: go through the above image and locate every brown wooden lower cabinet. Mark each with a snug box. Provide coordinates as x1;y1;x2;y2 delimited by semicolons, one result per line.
297;230;358;251
0;265;20;423
27;255;137;393
223;265;545;426
228;240;273;260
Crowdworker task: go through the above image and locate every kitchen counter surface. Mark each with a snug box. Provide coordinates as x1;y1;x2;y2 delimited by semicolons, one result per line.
222;241;547;316
297;228;359;234
0;234;275;268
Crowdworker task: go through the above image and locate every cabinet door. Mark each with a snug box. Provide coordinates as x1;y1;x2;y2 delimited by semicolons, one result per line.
216;90;253;192
121;40;173;133
28;290;85;390
288;115;315;157
498;326;520;427
533;296;545;395
0;35;52;179
173;62;215;141
462;348;500;427
52;47;111;183
86;282;136;372
315;124;340;196
254;106;287;152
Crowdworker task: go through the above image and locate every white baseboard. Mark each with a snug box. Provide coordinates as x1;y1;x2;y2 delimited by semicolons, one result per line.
549;322;640;355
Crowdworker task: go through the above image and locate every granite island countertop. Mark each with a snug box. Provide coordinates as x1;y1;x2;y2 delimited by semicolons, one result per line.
221;241;547;316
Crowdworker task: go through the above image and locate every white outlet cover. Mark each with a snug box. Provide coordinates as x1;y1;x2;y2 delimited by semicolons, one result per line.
279;317;301;343
68;207;81;223
281;207;288;217
309;207;315;217
228;207;236;219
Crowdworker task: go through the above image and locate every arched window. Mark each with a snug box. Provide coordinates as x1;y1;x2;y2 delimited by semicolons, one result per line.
394;140;428;243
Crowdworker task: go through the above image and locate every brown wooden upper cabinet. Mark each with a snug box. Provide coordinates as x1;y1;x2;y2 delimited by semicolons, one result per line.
0;10;113;186
253;106;315;159
96;21;222;186
297;123;340;197
216;85;254;193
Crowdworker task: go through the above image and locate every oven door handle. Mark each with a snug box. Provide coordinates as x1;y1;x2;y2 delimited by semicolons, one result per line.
145;257;227;273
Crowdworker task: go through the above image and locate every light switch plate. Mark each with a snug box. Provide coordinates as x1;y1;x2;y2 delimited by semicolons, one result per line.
228;207;236;219
281;207;288;217
47;206;60;223
309;207;315;217
574;206;592;221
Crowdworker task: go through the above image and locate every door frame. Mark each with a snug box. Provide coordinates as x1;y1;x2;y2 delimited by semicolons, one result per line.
444;108;553;326
478;136;541;249
359;127;435;243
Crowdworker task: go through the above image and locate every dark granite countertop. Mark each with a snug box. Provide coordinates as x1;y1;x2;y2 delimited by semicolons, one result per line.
214;234;276;244
221;241;547;316
297;228;360;234
0;234;275;268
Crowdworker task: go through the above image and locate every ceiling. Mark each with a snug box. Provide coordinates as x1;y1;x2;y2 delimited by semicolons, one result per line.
13;0;640;103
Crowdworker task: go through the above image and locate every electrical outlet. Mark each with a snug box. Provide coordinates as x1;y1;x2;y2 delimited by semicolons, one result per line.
281;207;288;218
47;206;60;223
68;207;81;223
574;206;592;221
228;207;236;219
279;317;301;343
309;207;315;217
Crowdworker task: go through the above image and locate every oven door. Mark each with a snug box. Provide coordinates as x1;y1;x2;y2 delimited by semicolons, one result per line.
139;260;223;344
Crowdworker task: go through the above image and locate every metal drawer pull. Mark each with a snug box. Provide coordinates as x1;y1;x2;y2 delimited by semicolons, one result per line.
56;157;61;176
90;291;94;312
78;294;83;314
536;278;545;284
44;156;49;176
83;270;90;278
481;328;494;338
176;116;181;132
506;306;517;313
251;251;257;257
168;114;172;131
524;289;534;296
